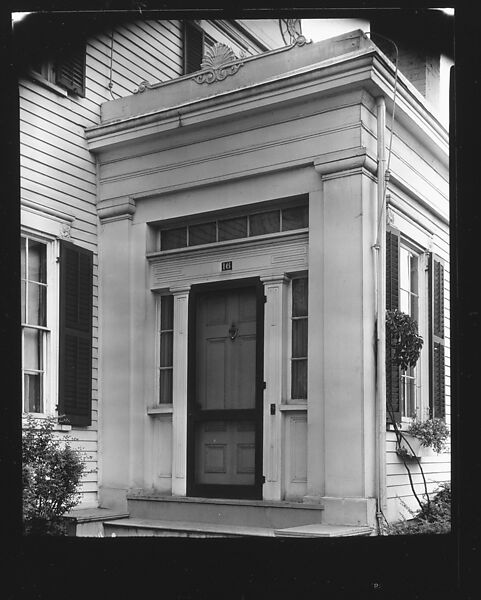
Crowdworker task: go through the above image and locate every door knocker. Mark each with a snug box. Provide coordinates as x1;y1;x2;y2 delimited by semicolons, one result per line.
229;323;239;341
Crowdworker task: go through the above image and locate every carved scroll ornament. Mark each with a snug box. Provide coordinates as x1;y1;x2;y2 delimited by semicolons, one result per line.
193;43;244;84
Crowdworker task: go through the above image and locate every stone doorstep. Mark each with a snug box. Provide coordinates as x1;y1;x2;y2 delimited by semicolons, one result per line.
64;508;130;524
104;518;276;537
274;524;374;538
104;518;373;538
126;493;325;511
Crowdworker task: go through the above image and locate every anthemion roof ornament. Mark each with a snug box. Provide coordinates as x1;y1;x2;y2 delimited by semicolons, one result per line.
279;19;307;46
193;43;244;84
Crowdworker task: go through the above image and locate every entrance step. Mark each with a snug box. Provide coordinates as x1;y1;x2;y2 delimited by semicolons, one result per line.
274;524;374;537
126;492;324;529
104;518;276;538
63;508;130;537
103;518;373;538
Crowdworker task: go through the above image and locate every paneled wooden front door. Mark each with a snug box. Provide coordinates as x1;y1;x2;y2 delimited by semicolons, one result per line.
187;279;264;499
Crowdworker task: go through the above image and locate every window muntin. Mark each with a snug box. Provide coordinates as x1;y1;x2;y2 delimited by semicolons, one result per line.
158;295;174;404
21;236;49;414
291;276;308;400
399;245;420;419
159;202;309;251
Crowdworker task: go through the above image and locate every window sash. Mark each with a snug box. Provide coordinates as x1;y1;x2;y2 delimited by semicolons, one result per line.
22;326;47;413
399;243;423;419
21;235;50;414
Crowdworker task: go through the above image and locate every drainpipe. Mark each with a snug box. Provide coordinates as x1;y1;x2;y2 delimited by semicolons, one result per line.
373;96;387;534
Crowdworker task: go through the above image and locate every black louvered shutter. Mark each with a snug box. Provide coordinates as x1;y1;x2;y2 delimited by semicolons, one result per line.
429;254;446;419
386;227;401;424
184;21;204;74
55;44;86;96
58;241;93;426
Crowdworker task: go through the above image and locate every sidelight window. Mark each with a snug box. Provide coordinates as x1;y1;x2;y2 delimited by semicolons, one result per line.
158;295;174;404
290;275;308;400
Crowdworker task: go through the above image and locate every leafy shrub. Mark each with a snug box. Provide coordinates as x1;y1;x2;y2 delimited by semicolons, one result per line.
408;418;450;453
386;483;451;535
386;309;424;371
22;415;85;535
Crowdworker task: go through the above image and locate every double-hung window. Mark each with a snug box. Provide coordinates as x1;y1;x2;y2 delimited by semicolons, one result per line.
399;245;419;418
21;230;94;426
21;236;49;414
386;226;445;424
31;42;86;96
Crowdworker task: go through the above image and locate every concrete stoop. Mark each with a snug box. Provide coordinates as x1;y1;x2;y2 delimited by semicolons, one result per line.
99;494;374;538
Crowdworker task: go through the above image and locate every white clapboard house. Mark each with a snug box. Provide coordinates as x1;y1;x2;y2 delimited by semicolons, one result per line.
17;13;452;537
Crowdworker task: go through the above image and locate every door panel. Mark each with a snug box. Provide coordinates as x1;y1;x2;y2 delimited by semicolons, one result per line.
194;420;256;485
189;282;262;498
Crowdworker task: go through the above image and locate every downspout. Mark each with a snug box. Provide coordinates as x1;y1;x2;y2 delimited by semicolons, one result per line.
374;96;387;534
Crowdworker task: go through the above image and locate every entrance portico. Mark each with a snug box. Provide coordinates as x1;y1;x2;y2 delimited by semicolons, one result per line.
90;31;385;529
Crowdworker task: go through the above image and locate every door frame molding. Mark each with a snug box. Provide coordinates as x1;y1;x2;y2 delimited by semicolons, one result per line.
186;277;265;499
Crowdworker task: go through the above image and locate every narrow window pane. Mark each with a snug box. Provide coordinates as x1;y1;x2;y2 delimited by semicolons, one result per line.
282;206;308;231
399;247;410;294
161;227;187;250
27;283;47;326
28;240;47;283
291;360;307;399
218;216;248;241
292;278;308;317
410;255;418;295
24;373;43;413
400;289;410;315
160;295;173;330
21;281;26;323
160;332;173;367
292;319;308;357
189;222;216;246
249;210;280;236
21;237;26;280
24;328;42;371
159;369;173;404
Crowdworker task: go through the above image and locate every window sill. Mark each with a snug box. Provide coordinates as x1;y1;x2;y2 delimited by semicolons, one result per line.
27;70;69;97
280;404;307;412
21;414;72;431
147;405;173;415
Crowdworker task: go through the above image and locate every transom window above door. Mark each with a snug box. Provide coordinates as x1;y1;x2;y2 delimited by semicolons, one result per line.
155;197;309;252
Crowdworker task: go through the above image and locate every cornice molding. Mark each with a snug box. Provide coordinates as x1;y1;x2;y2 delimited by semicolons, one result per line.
21;199;75;223
314;146;377;178
388;172;449;225
86;53;375;151
97;197;136;223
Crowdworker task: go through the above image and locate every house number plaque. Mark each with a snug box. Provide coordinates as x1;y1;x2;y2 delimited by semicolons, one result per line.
221;261;233;271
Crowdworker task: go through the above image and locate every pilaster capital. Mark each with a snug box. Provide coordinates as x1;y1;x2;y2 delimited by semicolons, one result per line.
170;285;191;296
314;146;377;179
260;274;290;286
98;197;136;223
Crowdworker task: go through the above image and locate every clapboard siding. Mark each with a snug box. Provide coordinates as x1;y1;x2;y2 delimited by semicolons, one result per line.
21;143;97;187
20;79;100;126
20;129;95;172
